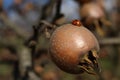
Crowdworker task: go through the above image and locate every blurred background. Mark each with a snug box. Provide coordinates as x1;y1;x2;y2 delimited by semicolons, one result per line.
0;0;120;80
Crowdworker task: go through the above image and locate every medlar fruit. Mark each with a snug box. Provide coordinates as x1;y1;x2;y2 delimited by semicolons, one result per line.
49;20;100;74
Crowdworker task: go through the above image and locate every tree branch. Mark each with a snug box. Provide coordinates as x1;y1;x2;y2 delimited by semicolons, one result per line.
99;37;120;45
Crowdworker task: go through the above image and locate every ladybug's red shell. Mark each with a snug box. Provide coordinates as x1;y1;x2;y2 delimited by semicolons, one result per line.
49;24;99;74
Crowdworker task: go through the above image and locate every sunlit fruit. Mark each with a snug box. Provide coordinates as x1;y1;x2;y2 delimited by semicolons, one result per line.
49;20;100;74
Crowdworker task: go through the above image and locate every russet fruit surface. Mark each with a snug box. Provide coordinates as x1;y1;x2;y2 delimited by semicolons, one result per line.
49;23;99;74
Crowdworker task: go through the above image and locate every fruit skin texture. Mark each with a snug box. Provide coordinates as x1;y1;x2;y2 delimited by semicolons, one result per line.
49;24;99;74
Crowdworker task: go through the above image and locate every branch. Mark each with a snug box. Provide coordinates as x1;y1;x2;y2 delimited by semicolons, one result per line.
55;0;62;17
40;0;56;20
52;0;64;24
23;20;55;79
99;37;120;45
40;20;56;28
0;14;29;39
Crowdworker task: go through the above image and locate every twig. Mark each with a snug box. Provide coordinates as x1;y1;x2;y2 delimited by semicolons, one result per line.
0;14;29;39
55;0;62;17
23;20;55;79
38;20;56;38
99;37;120;45
40;20;56;28
52;0;63;23
22;25;40;80
40;0;56;20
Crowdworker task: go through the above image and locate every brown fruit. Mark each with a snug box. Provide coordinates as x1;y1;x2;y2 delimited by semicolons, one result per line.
80;2;108;37
80;2;105;19
49;20;100;74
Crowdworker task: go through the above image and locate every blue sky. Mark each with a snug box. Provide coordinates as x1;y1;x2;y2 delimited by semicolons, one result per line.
2;0;50;12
